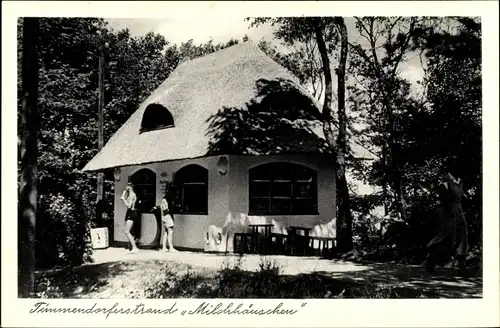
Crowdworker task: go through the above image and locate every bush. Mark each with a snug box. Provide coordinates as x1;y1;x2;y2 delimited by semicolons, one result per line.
36;193;93;269
350;193;483;267
146;257;288;298
144;263;216;298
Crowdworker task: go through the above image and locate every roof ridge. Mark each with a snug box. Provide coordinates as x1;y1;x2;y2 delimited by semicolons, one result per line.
176;40;258;69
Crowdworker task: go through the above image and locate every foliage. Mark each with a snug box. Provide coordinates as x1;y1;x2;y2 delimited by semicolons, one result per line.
18;18;246;269
36;193;93;270
418;17;482;247
145;256;366;298
346;17;482;260
248;17;354;252
348;17;430;223
177;37;241;62
257;39;326;101
19;16;482;269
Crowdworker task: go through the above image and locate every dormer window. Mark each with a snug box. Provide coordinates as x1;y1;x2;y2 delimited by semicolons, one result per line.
140;103;175;134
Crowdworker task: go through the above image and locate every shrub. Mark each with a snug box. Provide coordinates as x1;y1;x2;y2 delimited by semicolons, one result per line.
36;193;93;269
144;264;216;298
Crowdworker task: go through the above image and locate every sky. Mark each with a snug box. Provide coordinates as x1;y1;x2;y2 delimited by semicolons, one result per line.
106;17;272;45
105;17;425;199
106;17;425;88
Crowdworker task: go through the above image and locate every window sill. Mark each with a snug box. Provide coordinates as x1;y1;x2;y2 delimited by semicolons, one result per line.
139;124;175;134
173;212;208;216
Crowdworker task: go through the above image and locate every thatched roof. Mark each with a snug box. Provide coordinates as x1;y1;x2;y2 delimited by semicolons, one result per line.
83;41;328;172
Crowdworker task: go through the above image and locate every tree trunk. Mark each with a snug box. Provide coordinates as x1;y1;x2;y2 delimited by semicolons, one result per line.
97;51;104;203
333;17;353;252
382;183;389;216
18;17;39;297
350;17;413;223
314;21;335;150
315;18;353;253
381;146;390;215
387;109;407;221
390;139;407;221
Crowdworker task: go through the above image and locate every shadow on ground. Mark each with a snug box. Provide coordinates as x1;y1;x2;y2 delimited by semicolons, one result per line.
314;260;482;298
33;261;128;298
32;258;482;299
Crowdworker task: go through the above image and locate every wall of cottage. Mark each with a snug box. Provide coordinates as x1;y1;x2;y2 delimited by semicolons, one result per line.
114;155;228;250
113;154;336;252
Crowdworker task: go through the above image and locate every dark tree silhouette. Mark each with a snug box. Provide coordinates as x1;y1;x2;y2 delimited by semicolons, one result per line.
18;17;39;297
330;17;353;252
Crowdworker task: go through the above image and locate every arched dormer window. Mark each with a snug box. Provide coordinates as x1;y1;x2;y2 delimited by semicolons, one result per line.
140;103;174;134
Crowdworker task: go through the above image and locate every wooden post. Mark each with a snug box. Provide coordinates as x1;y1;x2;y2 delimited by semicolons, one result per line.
96;51;104;202
18;17;39;297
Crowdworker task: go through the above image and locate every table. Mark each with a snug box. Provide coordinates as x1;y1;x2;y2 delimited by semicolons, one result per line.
248;224;274;254
288;226;312;255
289;226;311;237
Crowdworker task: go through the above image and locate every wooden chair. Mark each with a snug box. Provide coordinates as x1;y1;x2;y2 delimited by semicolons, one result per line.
309;236;336;257
270;233;288;254
248;224;273;254
233;233;252;254
287;227;312;256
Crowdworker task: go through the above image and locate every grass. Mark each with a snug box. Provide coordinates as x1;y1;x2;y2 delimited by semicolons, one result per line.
32;255;482;299
144;257;439;299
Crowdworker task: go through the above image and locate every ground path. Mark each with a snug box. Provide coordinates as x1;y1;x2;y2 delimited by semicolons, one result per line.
35;247;482;298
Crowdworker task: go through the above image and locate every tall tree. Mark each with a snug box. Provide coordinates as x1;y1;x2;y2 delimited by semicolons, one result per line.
18;17;39;297
96;39;105;203
19;19;182;269
18;18;251;269
346;17;482;256
415;17;482;246
248;17;354;252
330;17;353;252
348;17;425;221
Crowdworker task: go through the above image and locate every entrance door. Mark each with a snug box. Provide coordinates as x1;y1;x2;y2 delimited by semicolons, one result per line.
130;168;160;246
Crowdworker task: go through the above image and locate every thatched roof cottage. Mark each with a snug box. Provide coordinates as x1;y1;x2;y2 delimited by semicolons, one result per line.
84;41;336;253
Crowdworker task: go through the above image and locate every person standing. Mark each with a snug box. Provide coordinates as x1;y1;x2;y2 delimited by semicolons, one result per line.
426;170;469;275
121;182;139;253
154;189;178;252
